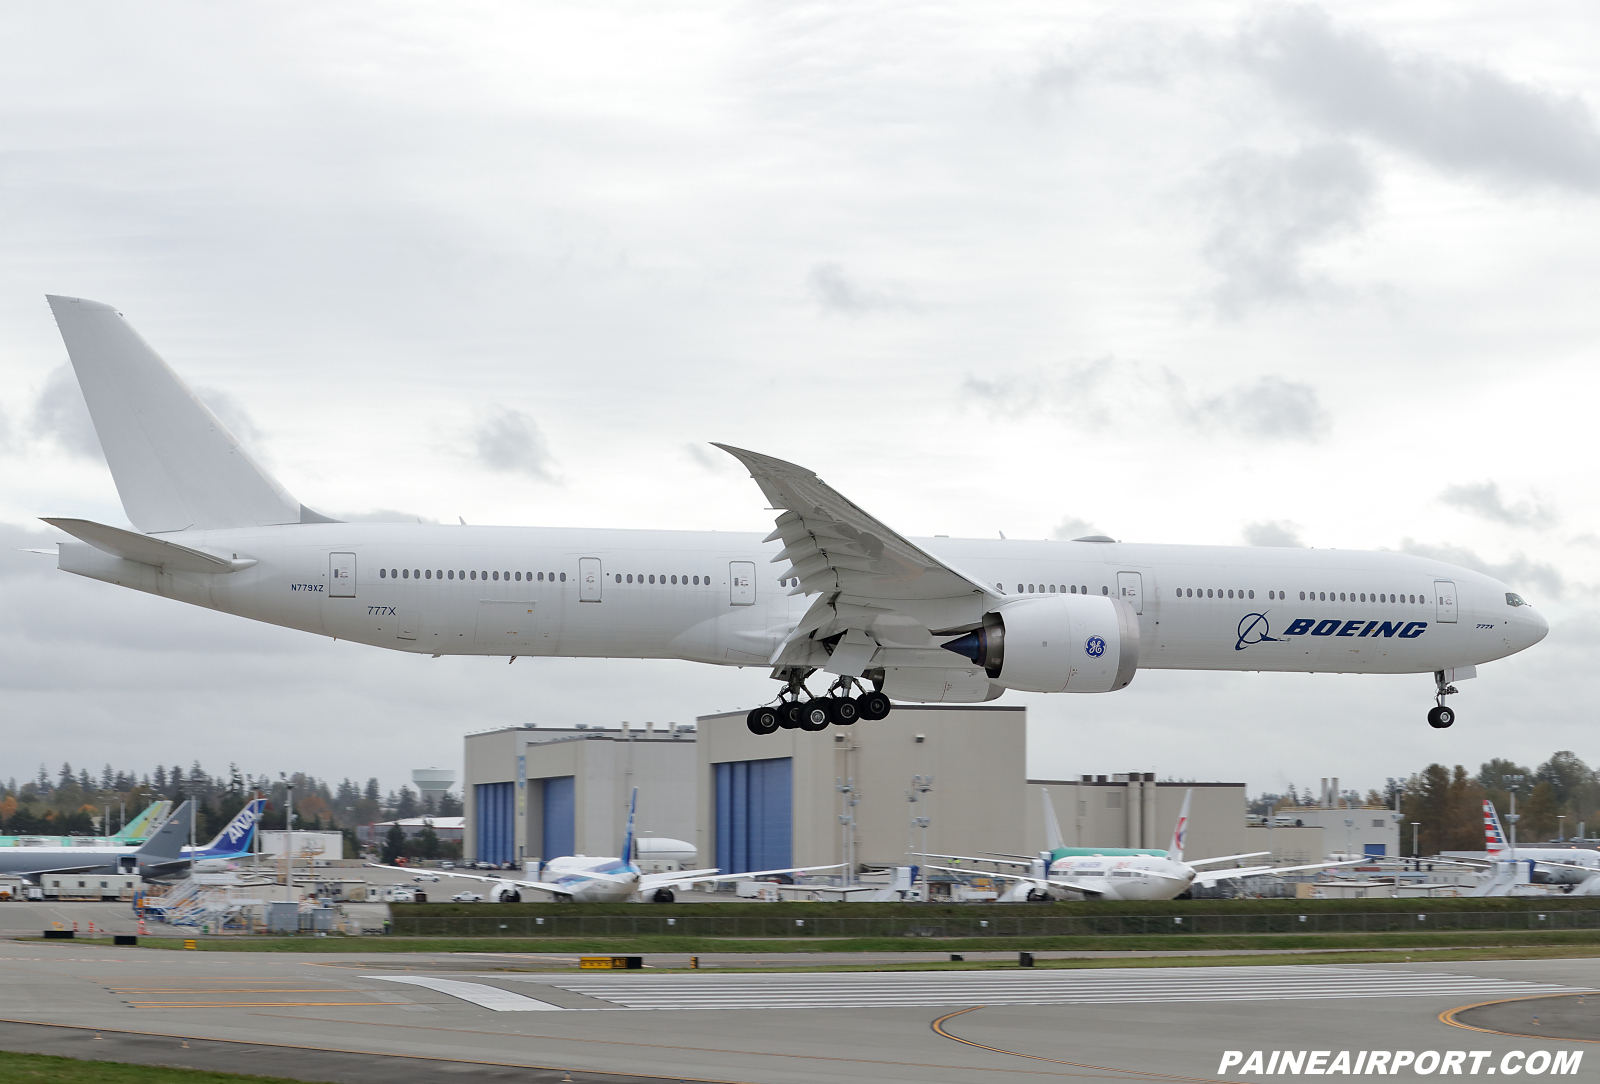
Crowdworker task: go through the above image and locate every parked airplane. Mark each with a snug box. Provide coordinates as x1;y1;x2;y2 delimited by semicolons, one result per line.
922;790;1361;901
184;797;267;870
0;802;193;881
0;800;173;849
37;297;1549;732
1460;800;1600;888
371;789;838;903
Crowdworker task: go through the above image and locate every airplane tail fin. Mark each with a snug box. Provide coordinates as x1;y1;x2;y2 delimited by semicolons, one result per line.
1168;788;1194;862
112;799;172;842
621;788;638;870
45;296;334;533
191;797;266;858
1483;799;1510;858
137;800;194;862
1041;788;1064;853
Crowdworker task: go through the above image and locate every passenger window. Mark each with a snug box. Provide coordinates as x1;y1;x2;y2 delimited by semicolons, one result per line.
1101;586;1107;595
694;576;701;585
1082;585;1088;595
671;575;678;584
626;574;632;583
402;569;409;579
1248;590;1254;599
614;574;621;583
425;570;432;579
1016;583;1023;593
1299;592;1305;600
1071;585;1078;594
558;572;565;582
380;568;387;578
650;575;656;584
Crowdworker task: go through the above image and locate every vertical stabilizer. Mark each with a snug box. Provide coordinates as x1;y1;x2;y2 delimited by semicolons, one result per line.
1483;799;1510;859
1041;788;1064;852
1168;788;1193;863
621;788;638;871
137;801;194;862
112;799;172;842
45;296;313;533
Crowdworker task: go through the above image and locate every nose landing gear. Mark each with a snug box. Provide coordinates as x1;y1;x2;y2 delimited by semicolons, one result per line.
1428;670;1459;728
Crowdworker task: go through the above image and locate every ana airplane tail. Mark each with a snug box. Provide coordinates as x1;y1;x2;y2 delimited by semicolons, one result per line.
1168;788;1193;863
1041;788;1064;852
1483;799;1510;858
621;788;638;871
188;797;266;859
45;296;334;533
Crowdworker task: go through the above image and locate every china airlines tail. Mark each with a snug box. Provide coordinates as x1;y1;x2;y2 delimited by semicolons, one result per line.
1483;799;1510;859
1168;788;1193;862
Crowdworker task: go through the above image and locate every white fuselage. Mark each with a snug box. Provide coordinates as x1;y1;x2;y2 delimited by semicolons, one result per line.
56;524;1547;685
1492;849;1600;885
536;856;642;902
1045;854;1197;901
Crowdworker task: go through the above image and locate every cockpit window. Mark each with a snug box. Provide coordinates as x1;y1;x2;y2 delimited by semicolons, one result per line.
1506;592;1528;607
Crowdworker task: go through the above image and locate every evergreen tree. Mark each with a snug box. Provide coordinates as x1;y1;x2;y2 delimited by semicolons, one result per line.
438;792;463;817
382;823;407;865
417;822;441;860
395;786;419;819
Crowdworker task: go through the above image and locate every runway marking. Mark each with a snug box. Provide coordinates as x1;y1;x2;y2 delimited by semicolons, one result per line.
551;965;1580;1011
370;975;566;1011
1440;993;1600;1042
933;1006;1245;1083
127;1001;389;1008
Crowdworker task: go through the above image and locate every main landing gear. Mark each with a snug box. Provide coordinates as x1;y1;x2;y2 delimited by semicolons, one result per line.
745;670;892;735
1428;670;1458;729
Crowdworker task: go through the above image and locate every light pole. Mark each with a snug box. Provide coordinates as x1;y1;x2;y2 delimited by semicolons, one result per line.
1504;775;1525;861
1410;822;1420;862
1558;815;1566;843
1343;817;1354;862
836;777;859;888
907;775;933;899
280;774;296;903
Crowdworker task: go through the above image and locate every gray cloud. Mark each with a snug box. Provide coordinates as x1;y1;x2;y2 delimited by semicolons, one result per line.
192;386;264;448
808;263;919;316
1235;4;1600;192
1243;520;1305;547
1400;538;1563;600
966;362;1328;442
30;364;101;458
472;407;555;480
1439;481;1556;529
1051;516;1102;540
1200;141;1375;313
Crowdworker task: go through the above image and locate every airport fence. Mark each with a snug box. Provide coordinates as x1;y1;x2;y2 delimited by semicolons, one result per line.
390;909;1600;938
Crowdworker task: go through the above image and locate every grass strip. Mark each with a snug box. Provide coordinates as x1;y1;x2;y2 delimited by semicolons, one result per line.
0;1050;332;1084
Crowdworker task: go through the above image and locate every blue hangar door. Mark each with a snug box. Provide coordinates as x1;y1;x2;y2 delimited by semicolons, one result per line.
475;782;514;865
715;757;793;874
542;776;576;862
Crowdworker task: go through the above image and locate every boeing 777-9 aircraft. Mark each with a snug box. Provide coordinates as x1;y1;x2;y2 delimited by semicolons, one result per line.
37;297;1548;733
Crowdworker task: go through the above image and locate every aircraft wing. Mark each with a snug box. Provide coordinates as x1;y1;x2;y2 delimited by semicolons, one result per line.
1186;852;1271;868
641;863;846;892
1192;857;1370;888
715;445;1000;666
921;864;1108;898
911;851;1034;869
363;863;575;895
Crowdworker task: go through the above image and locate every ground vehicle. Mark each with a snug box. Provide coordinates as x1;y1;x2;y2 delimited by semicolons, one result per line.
451;890;483;903
413;872;439;882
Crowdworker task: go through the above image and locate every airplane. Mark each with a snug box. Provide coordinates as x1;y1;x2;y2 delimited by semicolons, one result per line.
369;789;839;903
1452;800;1600;889
0;802;194;881
0;800;173;848
920;789;1364;901
35;296;1549;733
184;797;267;870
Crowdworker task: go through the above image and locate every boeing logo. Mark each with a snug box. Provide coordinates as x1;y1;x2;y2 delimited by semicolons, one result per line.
1233;613;1429;650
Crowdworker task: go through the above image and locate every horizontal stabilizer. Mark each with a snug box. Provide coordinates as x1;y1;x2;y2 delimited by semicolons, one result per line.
42;518;255;574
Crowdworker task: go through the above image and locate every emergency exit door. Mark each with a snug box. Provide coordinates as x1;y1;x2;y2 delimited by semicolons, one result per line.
329;552;356;597
1434;580;1458;623
1116;571;1143;614
579;558;602;602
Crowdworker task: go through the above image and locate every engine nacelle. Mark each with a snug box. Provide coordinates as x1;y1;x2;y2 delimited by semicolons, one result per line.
941;594;1139;693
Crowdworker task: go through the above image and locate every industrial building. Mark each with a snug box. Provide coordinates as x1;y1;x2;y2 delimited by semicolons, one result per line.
464;722;697;866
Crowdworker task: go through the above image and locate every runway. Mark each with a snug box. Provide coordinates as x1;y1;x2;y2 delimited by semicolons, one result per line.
1;943;1594;1083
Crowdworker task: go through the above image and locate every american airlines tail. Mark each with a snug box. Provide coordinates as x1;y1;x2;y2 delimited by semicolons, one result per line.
1168;789;1193;862
1483;799;1510;858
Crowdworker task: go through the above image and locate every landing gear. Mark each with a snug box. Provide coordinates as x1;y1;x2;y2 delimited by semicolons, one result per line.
747;669;892;735
651;888;676;903
746;705;781;736
856;691;891;721
798;701;830;731
1429;670;1459;728
778;701;807;729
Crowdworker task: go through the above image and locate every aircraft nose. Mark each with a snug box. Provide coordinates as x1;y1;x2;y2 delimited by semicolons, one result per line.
1525;607;1550;647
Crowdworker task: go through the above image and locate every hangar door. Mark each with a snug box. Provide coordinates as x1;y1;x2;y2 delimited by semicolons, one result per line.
714;757;792;874
542;776;576;862
475;782;514;865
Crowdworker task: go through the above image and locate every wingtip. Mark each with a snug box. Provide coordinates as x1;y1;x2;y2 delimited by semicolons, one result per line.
45;294;117;312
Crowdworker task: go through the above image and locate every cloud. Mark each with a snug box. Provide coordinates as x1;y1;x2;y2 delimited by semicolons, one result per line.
471;407;555;480
1399;538;1564;600
965;362;1329;441
1234;4;1600;193
1200;141;1375;312
1243;520;1305;547
1052;516;1102;540
1439;481;1556;529
808;263;920;316
30;364;102;458
192;386;265;448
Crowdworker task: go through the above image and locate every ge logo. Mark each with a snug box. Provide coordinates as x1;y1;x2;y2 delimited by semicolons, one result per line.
1084;635;1106;658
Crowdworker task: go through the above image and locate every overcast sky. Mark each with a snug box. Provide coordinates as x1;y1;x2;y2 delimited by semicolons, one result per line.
1;2;1596;801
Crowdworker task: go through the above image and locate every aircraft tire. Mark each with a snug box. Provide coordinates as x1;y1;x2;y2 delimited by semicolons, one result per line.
798;700;831;731
856;692;891;721
747;706;781;736
1427;705;1455;729
830;697;859;725
778;701;806;729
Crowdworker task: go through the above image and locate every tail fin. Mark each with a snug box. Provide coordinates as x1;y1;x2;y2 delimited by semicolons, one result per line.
45;296;332;533
190;797;266;858
1483;799;1510;858
1168;788;1194;862
621;788;638;869
1041;788;1064;852
137;800;194;862
112;799;172;842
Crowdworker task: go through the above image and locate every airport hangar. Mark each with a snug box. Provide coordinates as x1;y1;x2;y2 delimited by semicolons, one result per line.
462;705;1393;875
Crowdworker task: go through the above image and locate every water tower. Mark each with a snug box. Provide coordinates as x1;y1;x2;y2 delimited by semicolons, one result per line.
412;768;457;807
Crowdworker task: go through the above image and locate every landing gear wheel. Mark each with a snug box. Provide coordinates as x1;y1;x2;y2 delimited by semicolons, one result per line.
798;700;831;731
778;701;806;729
831;697;860;725
1427;705;1455;729
651;888;676;903
856;692;891;721
746;705;781;736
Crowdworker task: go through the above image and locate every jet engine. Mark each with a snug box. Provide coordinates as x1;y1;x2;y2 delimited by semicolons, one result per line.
940;594;1139;693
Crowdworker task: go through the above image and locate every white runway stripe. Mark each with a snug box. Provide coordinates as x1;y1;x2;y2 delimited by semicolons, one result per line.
550;966;1581;1011
371;975;566;1011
